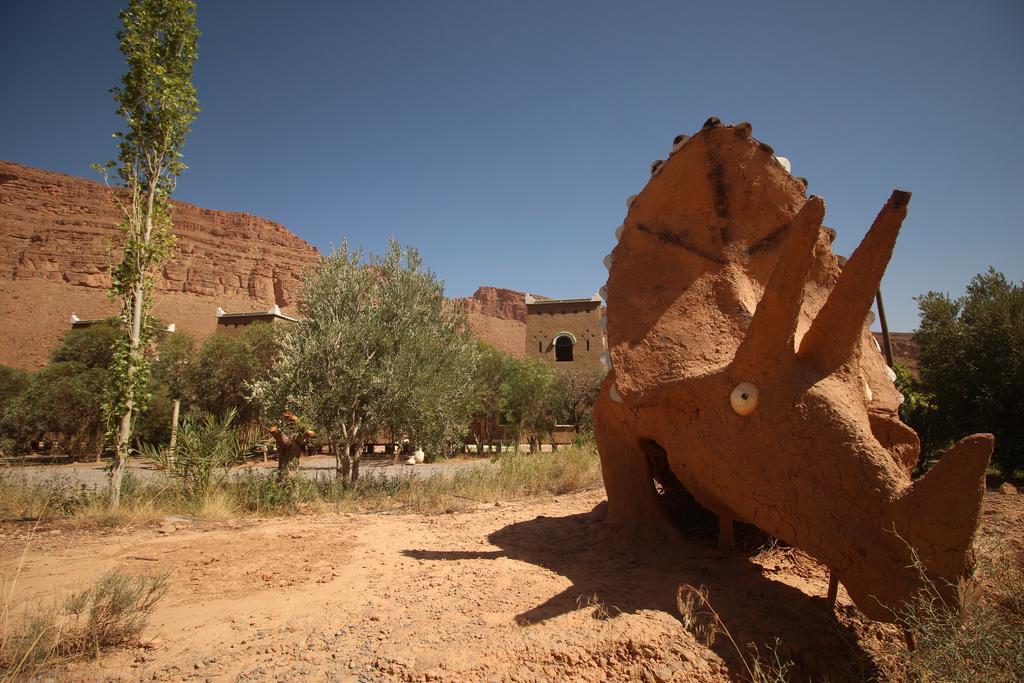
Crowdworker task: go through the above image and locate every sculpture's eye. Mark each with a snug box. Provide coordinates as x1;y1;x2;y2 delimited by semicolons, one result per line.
730;382;759;416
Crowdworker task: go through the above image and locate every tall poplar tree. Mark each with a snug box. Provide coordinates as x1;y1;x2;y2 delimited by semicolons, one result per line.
96;0;199;508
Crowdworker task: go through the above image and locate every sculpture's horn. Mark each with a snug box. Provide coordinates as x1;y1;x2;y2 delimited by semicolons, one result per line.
798;190;910;372
733;196;824;377
887;433;993;578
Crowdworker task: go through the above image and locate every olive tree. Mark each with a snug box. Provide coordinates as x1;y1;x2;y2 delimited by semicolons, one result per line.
96;0;199;508
254;241;480;482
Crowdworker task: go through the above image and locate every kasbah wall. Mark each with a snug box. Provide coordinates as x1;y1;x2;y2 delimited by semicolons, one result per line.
525;298;605;372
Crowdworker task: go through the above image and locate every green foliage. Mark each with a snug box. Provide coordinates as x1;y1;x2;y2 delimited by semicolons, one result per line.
150;330;196;399
186;323;280;424
913;268;1024;474
892;362;941;466
50;322;121;368
0;366;31;454
150;408;267;496
557;367;606;434
254;240;479;477
471;343;512;446
468;349;603;450
0;365;30;420
96;0;199;506
373;244;480;456
0;362;107;456
134;382;175;445
499;356;563;448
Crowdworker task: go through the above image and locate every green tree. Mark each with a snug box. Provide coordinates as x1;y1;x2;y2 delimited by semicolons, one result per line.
0;366;31;413
471;343;513;453
186;324;280;425
1;363;108;456
96;0;199;509
254;241;480;481
914;268;1024;474
151;330;196;401
0;366;31;454
374;246;480;459
500;357;563;452
51;322;121;368
557;367;606;434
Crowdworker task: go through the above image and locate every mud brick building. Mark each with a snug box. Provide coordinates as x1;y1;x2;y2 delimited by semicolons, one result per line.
215;305;296;336
525;295;605;371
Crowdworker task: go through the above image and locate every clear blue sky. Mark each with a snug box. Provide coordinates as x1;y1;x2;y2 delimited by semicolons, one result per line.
2;1;1021;331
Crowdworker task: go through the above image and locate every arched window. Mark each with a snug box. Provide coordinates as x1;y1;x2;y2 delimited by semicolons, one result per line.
554;335;574;362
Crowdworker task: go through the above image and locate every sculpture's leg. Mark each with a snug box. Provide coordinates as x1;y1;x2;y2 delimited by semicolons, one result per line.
593;388;675;542
717;515;735;550
826;572;839;608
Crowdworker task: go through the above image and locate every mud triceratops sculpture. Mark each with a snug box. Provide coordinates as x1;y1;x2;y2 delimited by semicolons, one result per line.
593;119;993;621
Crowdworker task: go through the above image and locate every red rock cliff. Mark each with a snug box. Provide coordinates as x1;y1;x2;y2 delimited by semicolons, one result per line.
0;160;318;303
0;160;319;368
452;287;535;358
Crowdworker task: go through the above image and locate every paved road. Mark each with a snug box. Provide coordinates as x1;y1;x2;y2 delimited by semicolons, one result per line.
1;454;494;489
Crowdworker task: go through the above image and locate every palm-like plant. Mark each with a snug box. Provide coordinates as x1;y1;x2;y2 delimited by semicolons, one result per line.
151;409;268;495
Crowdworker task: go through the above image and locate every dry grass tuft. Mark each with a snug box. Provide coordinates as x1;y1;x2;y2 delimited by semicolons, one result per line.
880;541;1024;682
1;569;169;680
676;584;794;683
575;593;621;621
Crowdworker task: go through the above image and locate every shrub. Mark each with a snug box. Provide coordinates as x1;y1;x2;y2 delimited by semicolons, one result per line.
0;362;107;456
150;408;268;496
883;544;1024;681
1;570;169;678
50;322;120;369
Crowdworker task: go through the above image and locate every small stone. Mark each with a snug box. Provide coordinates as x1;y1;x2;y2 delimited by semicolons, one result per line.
999;482;1018;495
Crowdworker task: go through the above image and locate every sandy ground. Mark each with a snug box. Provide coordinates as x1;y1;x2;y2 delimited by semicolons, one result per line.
2;489;1021;682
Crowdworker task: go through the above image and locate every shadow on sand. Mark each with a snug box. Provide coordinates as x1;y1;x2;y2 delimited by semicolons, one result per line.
404;503;882;681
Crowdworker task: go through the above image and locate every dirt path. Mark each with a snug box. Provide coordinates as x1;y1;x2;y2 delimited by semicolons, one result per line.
3;490;1020;681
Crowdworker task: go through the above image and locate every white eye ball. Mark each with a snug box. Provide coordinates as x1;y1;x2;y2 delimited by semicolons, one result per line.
885;365;897;383
730;382;759;416
603;253;614;271
864;380;874;403
615;224;624;240
626;194;637;208
609;384;623;403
